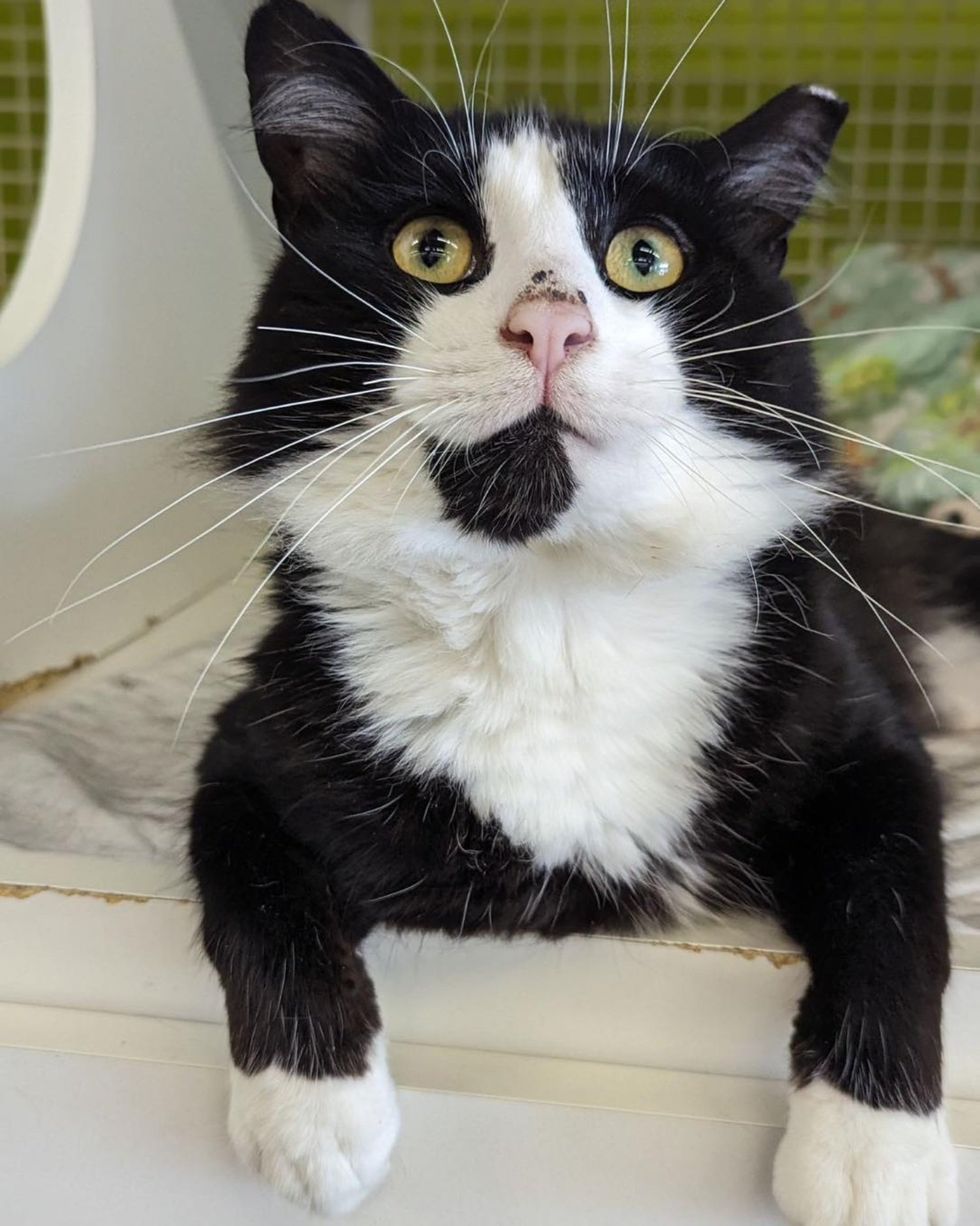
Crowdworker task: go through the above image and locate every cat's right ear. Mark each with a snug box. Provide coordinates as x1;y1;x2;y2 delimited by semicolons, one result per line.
700;84;848;269
245;0;406;225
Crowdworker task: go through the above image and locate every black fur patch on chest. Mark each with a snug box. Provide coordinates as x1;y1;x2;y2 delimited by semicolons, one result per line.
426;406;577;543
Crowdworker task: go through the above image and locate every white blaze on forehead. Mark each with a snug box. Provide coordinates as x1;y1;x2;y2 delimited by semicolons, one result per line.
480;128;595;289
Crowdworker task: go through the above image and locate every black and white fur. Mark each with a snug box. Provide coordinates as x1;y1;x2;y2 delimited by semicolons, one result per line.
191;2;980;1220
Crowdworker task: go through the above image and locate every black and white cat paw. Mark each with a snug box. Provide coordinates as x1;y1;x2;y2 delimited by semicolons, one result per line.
227;1037;400;1217
773;1081;958;1226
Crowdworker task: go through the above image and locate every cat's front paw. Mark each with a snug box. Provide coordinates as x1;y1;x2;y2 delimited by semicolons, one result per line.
227;1037;400;1217
773;1080;958;1226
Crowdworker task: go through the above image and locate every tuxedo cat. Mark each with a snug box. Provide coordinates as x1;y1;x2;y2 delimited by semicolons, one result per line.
191;1;977;1220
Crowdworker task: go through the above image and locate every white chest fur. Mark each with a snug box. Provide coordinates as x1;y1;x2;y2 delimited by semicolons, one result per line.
316;537;752;881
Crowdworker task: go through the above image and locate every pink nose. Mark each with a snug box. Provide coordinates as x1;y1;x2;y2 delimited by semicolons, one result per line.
501;299;594;381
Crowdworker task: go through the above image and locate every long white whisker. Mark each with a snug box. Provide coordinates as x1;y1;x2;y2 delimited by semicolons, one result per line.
679;322;980;365
626;126;728;176
429;0;476;159
232;360;435;384
9;402;434;644
623;0;728;170
639;422;769;607
224;155;429;344
52;401;398;616
33;386;387;456
479;63;493;143
362;375;425;385
603;0;615;171
668;278;736;342
690;388;824;468
256;326;405;352
657;413;951;687
781;472;980;536
469;0;509;119
392;446;438;519
237;397;458;577
782;515;946;664
175;423;438;742
645;428;735;515
685;378;980;504
612;0;631;166
698;384;971;507
777;523;940;723
654;406;949;670
680;216;873;350
652;410;945;707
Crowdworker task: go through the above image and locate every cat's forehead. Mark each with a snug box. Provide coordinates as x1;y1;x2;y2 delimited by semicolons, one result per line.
480;127;589;265
402;112;702;250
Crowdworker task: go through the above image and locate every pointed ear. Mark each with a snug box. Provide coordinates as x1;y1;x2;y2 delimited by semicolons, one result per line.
707;85;848;266
245;0;406;224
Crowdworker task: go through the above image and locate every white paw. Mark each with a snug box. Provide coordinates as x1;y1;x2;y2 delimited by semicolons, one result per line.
773;1081;958;1226
227;1035;400;1217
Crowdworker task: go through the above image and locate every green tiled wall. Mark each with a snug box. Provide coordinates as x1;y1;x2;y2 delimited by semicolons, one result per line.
374;0;980;278
1;3;976;301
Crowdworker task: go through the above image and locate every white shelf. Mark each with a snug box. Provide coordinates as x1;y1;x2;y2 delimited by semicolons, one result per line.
2;850;980;1110
2;1024;980;1226
0;1045;807;1226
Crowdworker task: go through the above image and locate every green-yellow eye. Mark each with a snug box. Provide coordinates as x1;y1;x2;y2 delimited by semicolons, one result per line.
392;216;474;285
604;226;684;293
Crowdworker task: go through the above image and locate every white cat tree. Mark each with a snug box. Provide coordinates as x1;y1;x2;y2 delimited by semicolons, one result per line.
0;0;363;684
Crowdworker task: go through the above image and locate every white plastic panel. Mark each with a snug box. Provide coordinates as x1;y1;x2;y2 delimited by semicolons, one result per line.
0;0;264;682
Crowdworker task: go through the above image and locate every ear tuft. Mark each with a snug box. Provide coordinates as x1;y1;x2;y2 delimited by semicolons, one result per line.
245;0;404;223
710;84;849;264
804;84;843;104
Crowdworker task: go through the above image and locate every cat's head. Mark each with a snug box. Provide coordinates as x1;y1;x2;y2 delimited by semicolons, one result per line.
218;0;847;568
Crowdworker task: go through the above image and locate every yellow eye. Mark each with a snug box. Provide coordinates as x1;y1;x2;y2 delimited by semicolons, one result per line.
392;215;474;285
604;226;684;293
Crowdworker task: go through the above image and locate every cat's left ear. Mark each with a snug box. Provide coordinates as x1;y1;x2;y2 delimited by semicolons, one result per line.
706;85;848;267
245;0;408;226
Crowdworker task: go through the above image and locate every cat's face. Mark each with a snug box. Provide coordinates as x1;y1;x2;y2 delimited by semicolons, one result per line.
217;0;846;561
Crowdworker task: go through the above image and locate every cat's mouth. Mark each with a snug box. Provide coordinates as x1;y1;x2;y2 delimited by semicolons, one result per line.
543;404;592;445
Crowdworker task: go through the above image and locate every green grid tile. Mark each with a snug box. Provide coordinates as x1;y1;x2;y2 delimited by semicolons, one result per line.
0;0;44;304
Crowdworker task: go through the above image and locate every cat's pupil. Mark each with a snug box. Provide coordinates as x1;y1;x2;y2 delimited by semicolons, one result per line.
632;239;663;278
418;228;447;269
